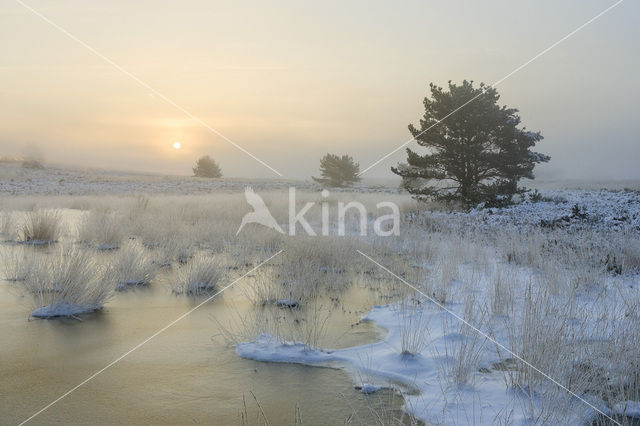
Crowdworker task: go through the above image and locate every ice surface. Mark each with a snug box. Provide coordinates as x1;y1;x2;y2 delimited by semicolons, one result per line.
31;302;103;318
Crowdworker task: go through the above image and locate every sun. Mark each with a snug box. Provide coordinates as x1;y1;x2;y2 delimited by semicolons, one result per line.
173;142;181;150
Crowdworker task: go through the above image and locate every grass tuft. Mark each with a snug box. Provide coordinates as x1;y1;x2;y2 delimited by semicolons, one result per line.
20;210;61;243
171;253;223;295
109;241;156;290
22;246;114;318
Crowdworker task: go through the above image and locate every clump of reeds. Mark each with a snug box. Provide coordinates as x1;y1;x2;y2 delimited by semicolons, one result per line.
109;241;156;290
171;253;223;295
78;208;125;250
20;210;61;244
23;246;114;318
1;246;44;282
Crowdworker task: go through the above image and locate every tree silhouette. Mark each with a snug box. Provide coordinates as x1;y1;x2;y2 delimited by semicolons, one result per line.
312;154;361;187
392;80;549;208
192;155;222;178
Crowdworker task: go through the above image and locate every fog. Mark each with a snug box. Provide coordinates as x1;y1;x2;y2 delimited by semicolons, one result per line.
1;0;638;181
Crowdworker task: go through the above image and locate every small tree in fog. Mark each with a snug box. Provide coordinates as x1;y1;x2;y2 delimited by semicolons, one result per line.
312;154;361;187
392;80;549;208
192;155;222;178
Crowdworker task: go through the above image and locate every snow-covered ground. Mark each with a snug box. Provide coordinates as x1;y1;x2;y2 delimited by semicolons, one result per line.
238;268;639;425
469;189;640;231
3;161;640;424
0;163;397;196
235;189;640;425
0;163;299;195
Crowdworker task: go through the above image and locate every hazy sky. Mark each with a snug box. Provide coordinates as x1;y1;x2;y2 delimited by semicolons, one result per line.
1;0;638;180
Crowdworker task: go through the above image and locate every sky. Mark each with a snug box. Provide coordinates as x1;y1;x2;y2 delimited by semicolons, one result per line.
0;0;638;181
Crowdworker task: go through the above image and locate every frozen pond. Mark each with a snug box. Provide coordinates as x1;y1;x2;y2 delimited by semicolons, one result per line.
0;272;414;425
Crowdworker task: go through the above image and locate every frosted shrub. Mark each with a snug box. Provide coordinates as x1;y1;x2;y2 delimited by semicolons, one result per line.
23;247;114;318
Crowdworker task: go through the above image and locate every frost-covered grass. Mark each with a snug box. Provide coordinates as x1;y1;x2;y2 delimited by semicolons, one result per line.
19;209;61;244
0;246;37;281
108;241;156;290
78;208;126;250
22;246;114;318
0;211;11;237
2;186;640;424
171;253;224;295
398;298;432;356
234;195;640;425
154;235;197;266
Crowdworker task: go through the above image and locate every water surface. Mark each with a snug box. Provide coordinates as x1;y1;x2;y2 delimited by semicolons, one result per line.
0;265;412;425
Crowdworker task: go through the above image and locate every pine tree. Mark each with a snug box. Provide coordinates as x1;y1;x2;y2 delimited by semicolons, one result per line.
392;80;549;208
312;154;361;187
192;155;223;178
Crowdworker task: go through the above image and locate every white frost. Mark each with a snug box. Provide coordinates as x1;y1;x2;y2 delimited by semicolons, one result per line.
31;302;103;318
237;301;618;425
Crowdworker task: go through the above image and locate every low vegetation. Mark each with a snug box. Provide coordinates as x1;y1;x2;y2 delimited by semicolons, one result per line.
171;253;224;295
1;188;639;423
22;246;114;318
110;241;156;290
78;208;126;249
19;209;61;243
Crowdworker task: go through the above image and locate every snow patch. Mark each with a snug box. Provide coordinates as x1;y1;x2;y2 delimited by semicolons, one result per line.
613;401;640;418
236;335;336;365
356;383;381;394
31;302;103;318
237;301;617;425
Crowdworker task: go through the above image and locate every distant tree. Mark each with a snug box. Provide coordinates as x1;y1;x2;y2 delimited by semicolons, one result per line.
193;155;222;178
392;80;549;208
312;153;361;187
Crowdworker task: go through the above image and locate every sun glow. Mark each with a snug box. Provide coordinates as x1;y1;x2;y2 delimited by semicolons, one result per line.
173;142;181;149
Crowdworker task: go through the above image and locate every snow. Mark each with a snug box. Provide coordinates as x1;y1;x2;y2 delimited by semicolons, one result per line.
465;189;640;231
116;279;149;290
4;162;640;421
276;299;300;308
31;302;103;318
357;383;382;394
237;290;638;425
0;164;397;196
613;401;640;418
20;239;56;246
237;335;336;365
232;185;640;424
97;244;119;251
